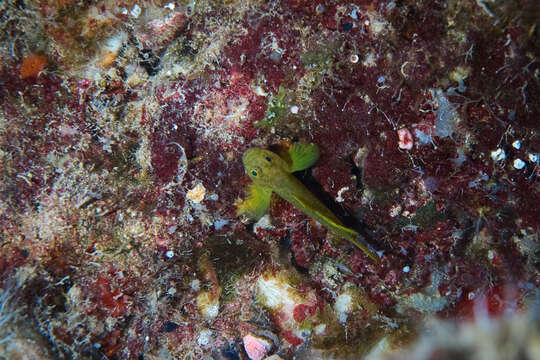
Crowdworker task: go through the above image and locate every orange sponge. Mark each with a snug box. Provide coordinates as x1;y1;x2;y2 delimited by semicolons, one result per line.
20;55;47;78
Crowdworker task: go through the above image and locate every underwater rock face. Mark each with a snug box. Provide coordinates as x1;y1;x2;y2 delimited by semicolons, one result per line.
0;0;538;359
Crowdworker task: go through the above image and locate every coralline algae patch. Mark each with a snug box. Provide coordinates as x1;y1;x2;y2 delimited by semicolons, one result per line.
0;0;539;359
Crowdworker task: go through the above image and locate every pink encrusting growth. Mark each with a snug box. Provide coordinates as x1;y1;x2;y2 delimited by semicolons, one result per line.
397;128;414;150
243;334;272;360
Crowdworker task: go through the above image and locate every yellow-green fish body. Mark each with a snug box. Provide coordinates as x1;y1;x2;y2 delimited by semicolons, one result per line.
237;142;379;262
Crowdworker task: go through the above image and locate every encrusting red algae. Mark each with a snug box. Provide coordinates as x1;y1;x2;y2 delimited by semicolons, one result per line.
0;0;538;359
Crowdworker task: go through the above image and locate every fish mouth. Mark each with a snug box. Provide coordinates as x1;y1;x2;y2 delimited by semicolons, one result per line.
242;148;260;167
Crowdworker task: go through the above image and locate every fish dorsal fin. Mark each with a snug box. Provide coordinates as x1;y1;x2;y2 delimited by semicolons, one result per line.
292;195;351;232
293;195;379;262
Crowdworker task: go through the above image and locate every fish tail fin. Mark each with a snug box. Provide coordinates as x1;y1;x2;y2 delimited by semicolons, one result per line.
342;232;380;263
308;204;380;263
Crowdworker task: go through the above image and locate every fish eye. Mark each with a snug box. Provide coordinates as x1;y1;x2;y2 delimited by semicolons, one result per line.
251;170;258;176
265;156;272;162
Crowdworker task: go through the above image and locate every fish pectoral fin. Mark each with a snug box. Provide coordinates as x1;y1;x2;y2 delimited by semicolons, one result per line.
288;142;320;172
236;183;272;219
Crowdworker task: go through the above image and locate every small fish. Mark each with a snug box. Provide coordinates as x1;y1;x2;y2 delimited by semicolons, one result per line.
236;142;379;262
